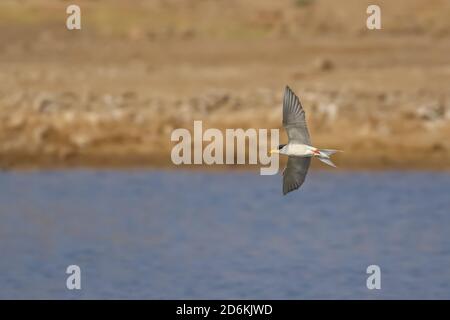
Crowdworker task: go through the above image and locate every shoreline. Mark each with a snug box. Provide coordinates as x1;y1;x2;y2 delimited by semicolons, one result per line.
1;153;449;172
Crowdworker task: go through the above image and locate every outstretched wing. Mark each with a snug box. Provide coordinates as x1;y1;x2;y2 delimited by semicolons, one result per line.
283;86;311;145
283;157;311;195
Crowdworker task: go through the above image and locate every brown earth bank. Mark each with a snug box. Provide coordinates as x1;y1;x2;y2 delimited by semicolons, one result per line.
0;0;449;171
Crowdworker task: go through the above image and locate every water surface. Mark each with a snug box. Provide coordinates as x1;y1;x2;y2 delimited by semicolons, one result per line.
0;170;449;299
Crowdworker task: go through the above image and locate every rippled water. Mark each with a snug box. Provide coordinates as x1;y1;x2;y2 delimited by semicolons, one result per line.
0;170;449;299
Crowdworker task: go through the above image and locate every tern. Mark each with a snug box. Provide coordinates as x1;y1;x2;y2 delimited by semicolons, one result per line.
271;86;341;195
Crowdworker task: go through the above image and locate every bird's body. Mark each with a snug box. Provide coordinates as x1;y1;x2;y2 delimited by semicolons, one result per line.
279;143;338;161
271;86;341;195
279;143;316;157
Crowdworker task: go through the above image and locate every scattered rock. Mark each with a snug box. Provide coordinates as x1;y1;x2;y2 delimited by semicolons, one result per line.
70;134;92;149
33;93;57;113
33;125;51;144
316;102;339;121
314;58;334;72
417;102;446;121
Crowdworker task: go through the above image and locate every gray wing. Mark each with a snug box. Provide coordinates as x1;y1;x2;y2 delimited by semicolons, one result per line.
283;157;311;195
283;86;311;144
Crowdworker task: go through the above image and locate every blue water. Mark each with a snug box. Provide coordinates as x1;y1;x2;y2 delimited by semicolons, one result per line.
0;170;449;299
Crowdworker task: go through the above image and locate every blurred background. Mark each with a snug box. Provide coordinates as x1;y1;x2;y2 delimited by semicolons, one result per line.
0;0;450;299
0;0;449;169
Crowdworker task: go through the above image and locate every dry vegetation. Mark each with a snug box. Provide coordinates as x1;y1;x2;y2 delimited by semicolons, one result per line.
0;0;449;170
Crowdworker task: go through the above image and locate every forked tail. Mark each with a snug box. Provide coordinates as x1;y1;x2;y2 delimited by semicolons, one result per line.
317;149;342;168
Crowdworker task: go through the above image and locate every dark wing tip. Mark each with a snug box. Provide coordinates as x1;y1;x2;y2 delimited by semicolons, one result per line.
283;85;307;129
285;85;293;95
282;157;311;195
283;184;300;195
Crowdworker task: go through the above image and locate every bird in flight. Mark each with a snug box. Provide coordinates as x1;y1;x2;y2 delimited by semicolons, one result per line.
271;86;341;195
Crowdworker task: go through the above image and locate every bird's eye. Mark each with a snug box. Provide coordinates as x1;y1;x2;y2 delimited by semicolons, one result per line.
278;144;285;150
